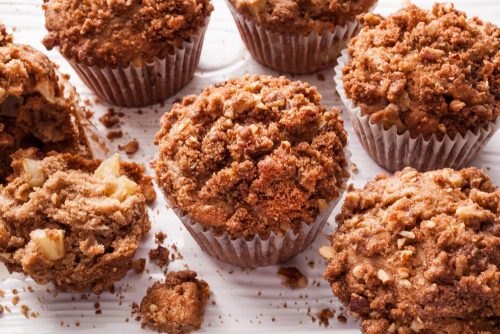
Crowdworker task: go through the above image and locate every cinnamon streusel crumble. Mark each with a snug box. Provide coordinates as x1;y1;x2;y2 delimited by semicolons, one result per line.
229;0;376;33
323;167;499;334
154;74;349;239
43;0;213;66
140;270;210;334
0;149;152;293
0;26;90;182
342;3;499;138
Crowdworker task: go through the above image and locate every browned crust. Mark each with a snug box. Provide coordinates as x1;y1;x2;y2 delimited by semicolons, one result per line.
342;3;500;139
42;0;213;67
323;167;500;334
154;74;349;239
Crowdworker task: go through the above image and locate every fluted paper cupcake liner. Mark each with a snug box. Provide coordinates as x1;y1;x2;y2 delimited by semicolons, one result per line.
226;2;360;74
168;149;351;268
62;18;210;108
334;50;499;172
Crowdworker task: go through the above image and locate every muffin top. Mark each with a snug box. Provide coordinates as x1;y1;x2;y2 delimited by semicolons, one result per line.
42;0;213;67
342;3;500;139
323;167;499;334
0;150;152;293
229;0;376;33
154;74;349;239
0;32;91;182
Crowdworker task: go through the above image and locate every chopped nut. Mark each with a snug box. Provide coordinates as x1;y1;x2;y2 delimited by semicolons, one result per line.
30;229;65;261
399;279;412;289
397;238;405;249
22;159;46;188
377;269;390;283
319;245;335;259
352;265;364;280
387;323;397;333
410;318;425;332
95;154;121;179
278;267;308;289
399;231;415;239
455;205;487;219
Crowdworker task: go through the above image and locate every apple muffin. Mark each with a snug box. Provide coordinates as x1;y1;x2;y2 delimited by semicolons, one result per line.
0;25;90;182
323;167;499;334
42;0;213;107
227;0;376;74
335;3;499;171
154;74;349;266
140;270;210;334
0;149;152;293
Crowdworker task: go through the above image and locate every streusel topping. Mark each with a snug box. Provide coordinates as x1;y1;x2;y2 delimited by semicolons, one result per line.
0;150;152;293
154;74;349;239
342;3;499;138
323;167;499;334
229;0;376;33
0;32;90;182
43;0;213;66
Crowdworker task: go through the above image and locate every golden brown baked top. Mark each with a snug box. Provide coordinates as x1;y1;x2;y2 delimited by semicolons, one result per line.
229;0;375;33
154;74;349;239
140;270;210;334
0;35;90;182
342;3;500;139
323;167;499;334
0;150;152;293
42;0;213;67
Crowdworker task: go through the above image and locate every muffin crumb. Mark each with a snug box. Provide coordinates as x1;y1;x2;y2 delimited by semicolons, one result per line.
278;267;308;289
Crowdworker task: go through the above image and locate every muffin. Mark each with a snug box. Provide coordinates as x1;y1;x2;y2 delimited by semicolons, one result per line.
322;167;499;334
0;25;90;182
226;0;376;74
140;270;210;334
0;150;152;293
334;3;499;172
43;0;213;107
154;74;350;267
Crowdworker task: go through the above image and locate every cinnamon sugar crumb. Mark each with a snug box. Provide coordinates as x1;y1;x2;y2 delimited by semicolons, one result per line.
149;246;170;268
119;140;139;155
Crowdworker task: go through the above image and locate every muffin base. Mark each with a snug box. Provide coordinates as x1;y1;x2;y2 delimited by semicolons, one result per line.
227;2;360;75
334;50;499;172
63;18;210;108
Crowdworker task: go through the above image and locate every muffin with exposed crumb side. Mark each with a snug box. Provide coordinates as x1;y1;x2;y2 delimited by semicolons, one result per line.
322;167;499;334
334;3;499;172
43;0;213;107
140;271;210;334
0;25;91;182
154;74;350;267
227;0;376;74
0;150;152;293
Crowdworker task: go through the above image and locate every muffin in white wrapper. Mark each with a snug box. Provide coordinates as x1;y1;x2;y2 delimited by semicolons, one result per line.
63;19;210;108
335;50;500;172
170;148;350;268
154;75;351;268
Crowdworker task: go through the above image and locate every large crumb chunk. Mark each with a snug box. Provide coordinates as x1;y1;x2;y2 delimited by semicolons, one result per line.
323;167;500;334
278;267;308;289
140;270;210;334
0;149;152;293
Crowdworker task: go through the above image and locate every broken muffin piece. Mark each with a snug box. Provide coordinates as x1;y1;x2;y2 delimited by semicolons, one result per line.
0;149;152;293
140;271;210;334
0;25;90;182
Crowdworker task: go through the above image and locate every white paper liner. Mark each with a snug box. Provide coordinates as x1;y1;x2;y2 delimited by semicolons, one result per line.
167;148;351;268
62;18;210;108
226;2;360;74
334;49;500;172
